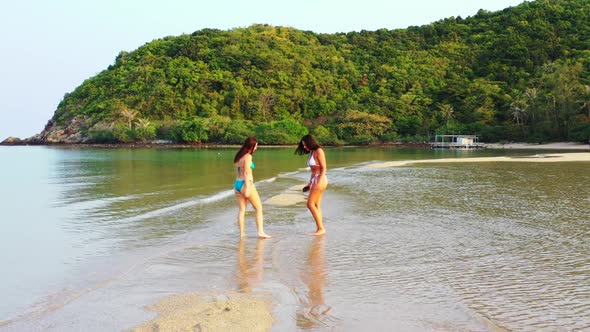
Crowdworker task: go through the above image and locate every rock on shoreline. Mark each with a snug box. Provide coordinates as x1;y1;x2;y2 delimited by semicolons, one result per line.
0;136;24;145
0;117;92;145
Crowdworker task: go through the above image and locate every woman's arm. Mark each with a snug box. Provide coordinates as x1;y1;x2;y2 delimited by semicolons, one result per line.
243;154;253;197
316;148;327;176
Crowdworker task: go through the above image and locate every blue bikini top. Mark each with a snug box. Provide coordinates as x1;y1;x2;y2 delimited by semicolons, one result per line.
237;161;254;177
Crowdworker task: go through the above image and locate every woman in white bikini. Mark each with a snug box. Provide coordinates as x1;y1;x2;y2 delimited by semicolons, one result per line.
234;137;271;239
295;135;328;235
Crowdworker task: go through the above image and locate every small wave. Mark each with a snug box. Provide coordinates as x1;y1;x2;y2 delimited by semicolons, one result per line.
118;190;235;223
53;193;146;209
278;170;301;177
80;177;282;224
259;177;277;183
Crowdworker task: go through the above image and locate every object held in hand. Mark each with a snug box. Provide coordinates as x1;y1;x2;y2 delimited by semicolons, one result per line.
302;185;310;192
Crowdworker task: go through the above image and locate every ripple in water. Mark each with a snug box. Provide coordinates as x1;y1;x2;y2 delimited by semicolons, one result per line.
323;161;590;331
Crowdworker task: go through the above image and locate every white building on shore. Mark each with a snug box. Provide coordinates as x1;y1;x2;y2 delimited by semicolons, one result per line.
431;134;485;149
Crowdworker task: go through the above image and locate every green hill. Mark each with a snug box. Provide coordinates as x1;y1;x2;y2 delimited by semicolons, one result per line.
32;0;590;145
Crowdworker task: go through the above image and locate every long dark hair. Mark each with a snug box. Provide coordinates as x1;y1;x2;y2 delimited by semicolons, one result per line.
234;137;258;163
295;134;320;155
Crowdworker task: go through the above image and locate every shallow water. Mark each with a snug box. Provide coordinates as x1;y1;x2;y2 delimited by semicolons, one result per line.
1;146;589;331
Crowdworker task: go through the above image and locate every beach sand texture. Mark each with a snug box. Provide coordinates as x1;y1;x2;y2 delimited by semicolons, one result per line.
264;184;308;206
484;142;590;150
130;292;273;332
369;152;590;168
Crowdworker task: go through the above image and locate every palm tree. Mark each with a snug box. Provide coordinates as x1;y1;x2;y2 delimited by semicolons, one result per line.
511;104;527;126
120;107;139;129
578;85;590;117
524;88;538;122
258;89;275;121
524;87;538;99
438;104;455;130
135;118;151;129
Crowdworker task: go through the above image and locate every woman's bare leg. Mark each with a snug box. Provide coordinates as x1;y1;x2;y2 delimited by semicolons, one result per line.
307;187;326;235
236;192;247;237
248;187;271;238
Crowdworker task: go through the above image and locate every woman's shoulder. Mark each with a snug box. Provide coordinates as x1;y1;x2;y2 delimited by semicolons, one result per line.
235;153;251;165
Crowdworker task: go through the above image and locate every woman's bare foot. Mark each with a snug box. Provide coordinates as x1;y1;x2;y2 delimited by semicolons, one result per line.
258;233;272;239
311;229;325;236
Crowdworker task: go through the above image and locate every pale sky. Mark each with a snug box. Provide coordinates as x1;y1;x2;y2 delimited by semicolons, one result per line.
0;0;528;139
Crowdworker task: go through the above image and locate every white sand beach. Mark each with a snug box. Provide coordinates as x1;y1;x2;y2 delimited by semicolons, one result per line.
369;152;590;168
484;142;590;150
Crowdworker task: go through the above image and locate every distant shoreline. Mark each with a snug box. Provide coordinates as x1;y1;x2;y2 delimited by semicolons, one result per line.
0;141;431;149
1;140;588;150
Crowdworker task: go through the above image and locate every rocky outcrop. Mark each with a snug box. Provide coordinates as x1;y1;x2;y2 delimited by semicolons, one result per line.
26;117;90;144
1;136;23;145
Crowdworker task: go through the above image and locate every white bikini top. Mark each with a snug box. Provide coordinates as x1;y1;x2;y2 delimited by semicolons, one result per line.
307;150;318;167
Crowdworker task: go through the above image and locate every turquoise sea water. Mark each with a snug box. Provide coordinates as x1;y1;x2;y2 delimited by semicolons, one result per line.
1;146;589;331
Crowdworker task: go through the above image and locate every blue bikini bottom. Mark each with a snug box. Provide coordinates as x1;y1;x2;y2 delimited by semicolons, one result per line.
234;180;245;192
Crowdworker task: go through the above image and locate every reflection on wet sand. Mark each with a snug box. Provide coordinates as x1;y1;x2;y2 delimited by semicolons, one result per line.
237;238;265;293
297;236;333;329
130;238;274;331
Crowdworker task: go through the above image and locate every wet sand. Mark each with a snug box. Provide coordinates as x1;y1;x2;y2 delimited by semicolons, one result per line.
130;292;273;332
129;151;590;332
264;184;307;206
369;152;590;168
2;147;588;331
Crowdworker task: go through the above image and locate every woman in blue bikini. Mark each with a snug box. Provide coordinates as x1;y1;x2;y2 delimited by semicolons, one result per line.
295;134;328;235
234;137;271;238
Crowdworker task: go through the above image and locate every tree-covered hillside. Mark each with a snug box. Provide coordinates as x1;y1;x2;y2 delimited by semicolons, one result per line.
38;0;590;144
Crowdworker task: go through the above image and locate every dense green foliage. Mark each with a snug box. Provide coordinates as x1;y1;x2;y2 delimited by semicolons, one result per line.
56;0;590;144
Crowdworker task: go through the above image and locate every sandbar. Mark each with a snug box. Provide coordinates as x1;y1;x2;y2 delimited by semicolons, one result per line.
484;142;589;150
369;152;590;168
264;184;307;206
130;291;273;332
